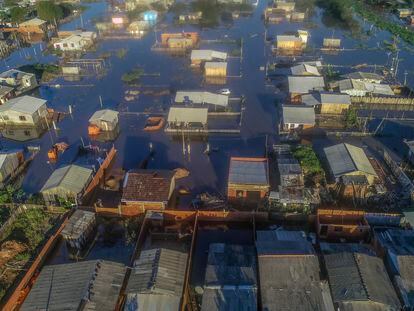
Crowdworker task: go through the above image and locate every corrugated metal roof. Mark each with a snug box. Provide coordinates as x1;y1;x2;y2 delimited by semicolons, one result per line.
89;109;119;123
288;76;325;94
124;293;181;311
167;107;208;123
0;85;13;96
201;288;257;311
256;229;314;255
0;95;46;114
320;92;351;105
175;91;228;107
323;143;377;178
190;49;227;61
19;17;47;26
282;105;315;125
61;209;95;240
343;72;383;81
290;64;320;76
21;260;126;311
301;93;321;106
0;69;34;79
277;35;302;42
228;157;268;185
41;164;93;194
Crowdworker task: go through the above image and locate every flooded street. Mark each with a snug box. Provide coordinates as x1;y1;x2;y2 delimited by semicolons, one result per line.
1;0;414;199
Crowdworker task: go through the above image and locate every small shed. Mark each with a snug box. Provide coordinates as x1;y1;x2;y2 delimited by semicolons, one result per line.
167;107;208;129
89;109;119;131
204;62;227;77
61;209;96;250
0;150;23;184
227;157;270;205
323;38;341;49
41;164;94;206
281;105;315;131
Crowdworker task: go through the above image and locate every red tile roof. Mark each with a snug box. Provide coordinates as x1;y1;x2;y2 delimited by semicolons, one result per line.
121;169;174;203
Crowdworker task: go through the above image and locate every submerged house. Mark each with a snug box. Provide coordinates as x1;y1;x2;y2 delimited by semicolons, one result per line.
324;143;378;185
190;49;227;66
61;209;96;251
256;229;334;311
88;109;119;132
21;260;126;311
317;92;351;115
40;164;94;206
175;91;229;111
120;169;175;216
338;78;394;97
227;157;270;205
166;107;208;131
53;31;97;51
281;105;315;131
204;62;227;77
160;32;199;49
288;76;325;102
0;69;38;93
18;18;47;34
276;35;303;51
0;150;23;184
0;95;48;126
323;38;341;49
201;243;257;311
124;247;188;311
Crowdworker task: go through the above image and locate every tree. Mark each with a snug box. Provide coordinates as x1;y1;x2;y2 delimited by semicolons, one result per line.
10;7;27;23
36;1;64;22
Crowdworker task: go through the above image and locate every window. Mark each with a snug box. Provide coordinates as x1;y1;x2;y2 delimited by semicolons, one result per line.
2;115;9;120
24;130;31;136
71;43;75;48
19;116;26;121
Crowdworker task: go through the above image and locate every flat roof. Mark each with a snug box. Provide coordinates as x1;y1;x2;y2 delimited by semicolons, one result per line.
282;105;315;125
175;91;228;107
228;157;269;185
324;143;377;178
288;76;325;94
0;95;46;115
167;106;208;124
191;49;227;61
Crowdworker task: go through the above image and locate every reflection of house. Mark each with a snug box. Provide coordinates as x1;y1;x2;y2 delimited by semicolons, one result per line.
204;62;227;77
227;157;270;205
124;248;188;311
1;126;44;141
179;11;202;22
190;49;227;66
0;95;48;126
290;63;320;76
201;243;257;311
0;85;14;104
41;164;94;206
53;31;97;51
281;105;315;131
21;260;125;311
61;209;96;250
167;107;208;130
256;229;334;311
324;143;378;184
18;18;47;34
120;169;175;215
127;20;151;34
89;109;119;132
161;32;199;49
374;228;414;309
175;91;229;111
0;69;38;93
323;244;401;311
288;76;325;101
0;150;23;184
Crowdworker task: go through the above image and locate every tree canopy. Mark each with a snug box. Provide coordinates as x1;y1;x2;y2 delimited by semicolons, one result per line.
36;1;64;22
10;7;27;23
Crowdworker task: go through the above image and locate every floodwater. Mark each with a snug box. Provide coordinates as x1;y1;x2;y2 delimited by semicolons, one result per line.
1;0;414;199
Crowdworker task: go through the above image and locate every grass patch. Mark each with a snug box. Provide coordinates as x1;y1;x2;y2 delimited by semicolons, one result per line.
292;145;325;185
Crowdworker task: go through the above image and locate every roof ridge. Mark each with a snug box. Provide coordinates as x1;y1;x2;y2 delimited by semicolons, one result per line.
352;253;370;301
343;143;359;172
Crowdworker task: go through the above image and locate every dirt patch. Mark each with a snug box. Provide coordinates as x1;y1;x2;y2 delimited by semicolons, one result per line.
0;240;27;267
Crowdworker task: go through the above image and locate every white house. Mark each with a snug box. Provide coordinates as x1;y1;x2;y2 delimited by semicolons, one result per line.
53;31;97;51
0;95;48;126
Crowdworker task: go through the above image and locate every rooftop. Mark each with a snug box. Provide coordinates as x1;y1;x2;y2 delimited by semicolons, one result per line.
191;49;227;61
205;62;227;69
19;17;47;27
167;107;208;124
121;169;174;203
324;143;377;179
256;229;315;255
41;164;93;194
0;69;34;79
61;209;96;240
21;260;126;311
375;228;414;256
282;105;316;125
0;95;46;114
342;71;383;81
175;91;228;107
201;288;257;311
89;109;119;123
0;85;13;97
320;92;351;105
228;157;269;185
277;35;302;42
290;64;321;76
288;76;325;94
